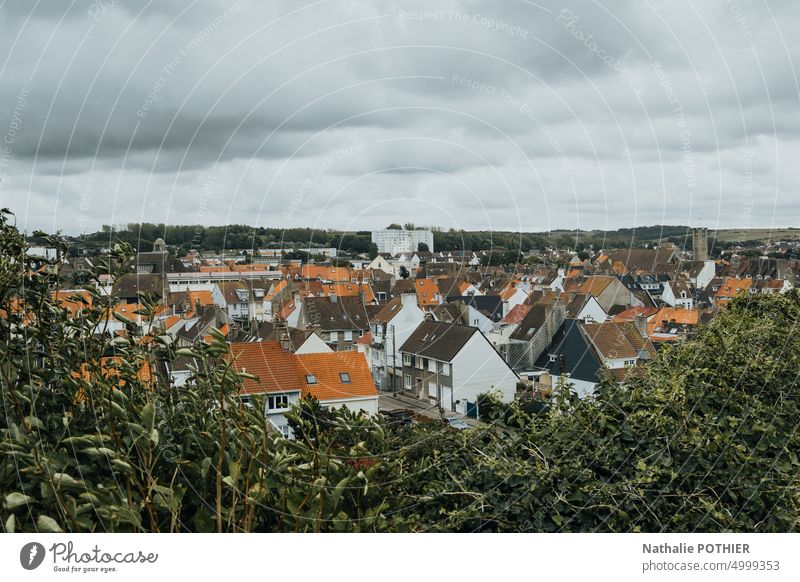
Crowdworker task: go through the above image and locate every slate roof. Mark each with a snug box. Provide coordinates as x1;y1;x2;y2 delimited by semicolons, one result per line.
533;319;603;384
446;295;504;322
399;320;477;362
302;295;370;331
509;304;550;341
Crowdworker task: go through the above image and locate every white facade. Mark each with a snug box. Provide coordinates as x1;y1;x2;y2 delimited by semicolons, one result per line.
445;332;518;409
576;296;608;323
372;229;434;255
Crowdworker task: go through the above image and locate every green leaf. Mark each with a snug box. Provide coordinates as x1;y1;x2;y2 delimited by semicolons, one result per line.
37;515;63;533
5;492;33;510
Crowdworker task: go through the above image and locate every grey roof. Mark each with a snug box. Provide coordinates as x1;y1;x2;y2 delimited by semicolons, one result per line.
510;304;549;341
302;295;370;331
399;320;477;362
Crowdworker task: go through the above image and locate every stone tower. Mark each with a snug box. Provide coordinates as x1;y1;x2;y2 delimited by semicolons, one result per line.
153;237;166;253
692;228;708;262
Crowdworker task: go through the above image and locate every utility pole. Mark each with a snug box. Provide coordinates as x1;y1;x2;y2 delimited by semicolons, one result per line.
391;324;397;395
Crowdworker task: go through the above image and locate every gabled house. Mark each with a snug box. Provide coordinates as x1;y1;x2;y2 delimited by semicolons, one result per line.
415;278;442;308
661;280;696;310
365;293;425;391
296;295;370;351
445;295;504;332
576;275;639;313
228;342;378;438
581;320;656;376
505;299;566;370
399;320;518;413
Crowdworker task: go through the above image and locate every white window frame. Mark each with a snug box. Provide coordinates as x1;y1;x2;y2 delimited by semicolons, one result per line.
416;357;424;370
403;354;412;366
440;362;450;376
404;374;412;389
267;393;290;411
344;330;353;341
428;381;438;398
428;359;437;372
329;331;339;342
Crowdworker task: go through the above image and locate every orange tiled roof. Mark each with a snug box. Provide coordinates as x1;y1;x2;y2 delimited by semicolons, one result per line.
73;357;154;387
501;304;532;324
228;341;302;395
415;278;440;307
301;265;351;282
187;290;215;307
52;290;93;317
611;306;659;322
296;351;378;401
647;307;700;339
199;265;232;272
577;275;615;297
266;279;288;301
716;277;752;299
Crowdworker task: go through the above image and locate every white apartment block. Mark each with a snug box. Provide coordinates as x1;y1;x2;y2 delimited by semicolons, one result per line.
372;229;434;255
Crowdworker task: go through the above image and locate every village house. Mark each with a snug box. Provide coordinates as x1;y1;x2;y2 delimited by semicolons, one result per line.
228;341;378;438
296;294;370;351
363;293;425;391
399;320;518;414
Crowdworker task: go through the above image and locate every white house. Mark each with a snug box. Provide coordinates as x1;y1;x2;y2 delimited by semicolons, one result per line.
399;320;518;414
366;293;425;391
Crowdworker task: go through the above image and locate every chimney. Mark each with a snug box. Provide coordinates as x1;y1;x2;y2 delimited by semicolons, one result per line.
634;313;648;338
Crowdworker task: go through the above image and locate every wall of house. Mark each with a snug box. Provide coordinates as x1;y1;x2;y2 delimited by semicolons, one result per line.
323;396;379;416
577;297;608;322
552;375;597;399
294;333;333;354
451;332;517;406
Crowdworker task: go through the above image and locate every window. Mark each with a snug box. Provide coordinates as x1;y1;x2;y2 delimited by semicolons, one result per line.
329;331;339;342
404;375;412;389
624;360;635;367
440;363;450;376
344;331;353;341
403;354;412;366
549;354;557;363
428;359;437;372
416;357;424;370
279;425;292;438
339;372;351;383
428;381;438;398
305;374;317;384
268;394;289;411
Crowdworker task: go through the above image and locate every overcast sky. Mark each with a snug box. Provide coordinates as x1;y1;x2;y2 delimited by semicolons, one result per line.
0;0;798;235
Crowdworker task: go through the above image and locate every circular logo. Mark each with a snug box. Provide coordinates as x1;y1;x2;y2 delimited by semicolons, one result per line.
20;542;46;570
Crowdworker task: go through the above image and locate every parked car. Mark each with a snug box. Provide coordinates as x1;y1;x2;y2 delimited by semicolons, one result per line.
443;416;470;430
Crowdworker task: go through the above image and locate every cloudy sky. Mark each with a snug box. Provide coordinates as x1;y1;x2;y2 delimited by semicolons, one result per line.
0;0;797;235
